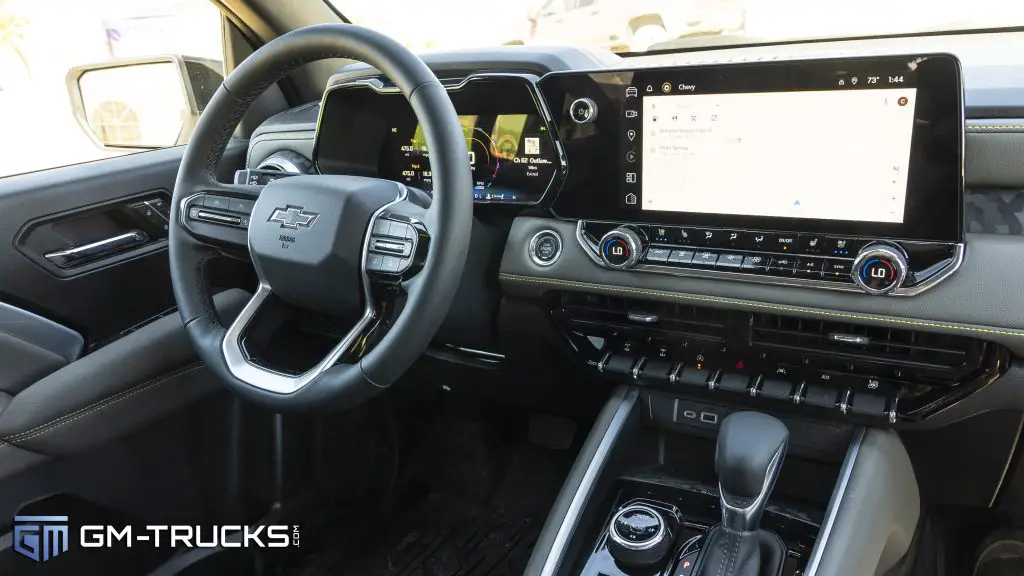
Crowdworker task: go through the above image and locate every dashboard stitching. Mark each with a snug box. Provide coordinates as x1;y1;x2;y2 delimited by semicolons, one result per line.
499;273;1024;338
967;125;1024;130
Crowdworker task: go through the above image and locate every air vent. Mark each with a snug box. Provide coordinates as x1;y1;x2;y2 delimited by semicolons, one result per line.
750;313;986;383
557;293;727;341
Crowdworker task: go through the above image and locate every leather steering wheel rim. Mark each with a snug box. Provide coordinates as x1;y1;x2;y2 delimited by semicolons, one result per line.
168;24;472;411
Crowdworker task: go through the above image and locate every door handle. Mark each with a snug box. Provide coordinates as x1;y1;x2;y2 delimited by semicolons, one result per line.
44;230;150;268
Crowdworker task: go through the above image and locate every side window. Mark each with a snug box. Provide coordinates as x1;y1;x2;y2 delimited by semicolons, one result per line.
0;0;225;179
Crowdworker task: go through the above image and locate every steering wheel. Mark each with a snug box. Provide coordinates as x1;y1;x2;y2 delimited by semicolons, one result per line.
168;24;472;410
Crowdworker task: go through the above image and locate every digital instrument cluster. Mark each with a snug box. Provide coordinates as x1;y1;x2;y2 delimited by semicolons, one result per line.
314;75;563;204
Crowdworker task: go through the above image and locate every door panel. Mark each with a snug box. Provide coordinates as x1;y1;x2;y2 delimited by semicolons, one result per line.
0;142;248;345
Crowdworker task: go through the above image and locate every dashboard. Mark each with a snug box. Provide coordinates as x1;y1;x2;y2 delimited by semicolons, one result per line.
246;33;1024;431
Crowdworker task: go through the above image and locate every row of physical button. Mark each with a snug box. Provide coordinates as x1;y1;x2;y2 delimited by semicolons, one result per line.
644;226;863;257
605;354;892;419
644;248;853;280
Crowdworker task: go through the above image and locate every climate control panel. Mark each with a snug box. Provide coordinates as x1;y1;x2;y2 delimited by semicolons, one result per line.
579;221;962;296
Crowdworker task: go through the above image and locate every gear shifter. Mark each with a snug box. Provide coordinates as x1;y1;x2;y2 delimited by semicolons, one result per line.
693;412;789;576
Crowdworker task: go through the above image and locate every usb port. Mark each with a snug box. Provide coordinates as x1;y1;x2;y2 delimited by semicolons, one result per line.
699;412;719;424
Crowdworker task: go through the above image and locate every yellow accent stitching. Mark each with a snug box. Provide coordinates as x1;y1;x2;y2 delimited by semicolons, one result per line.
967;125;1024;130
499;273;1024;338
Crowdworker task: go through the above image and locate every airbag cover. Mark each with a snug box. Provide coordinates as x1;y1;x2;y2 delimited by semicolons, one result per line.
248;175;399;315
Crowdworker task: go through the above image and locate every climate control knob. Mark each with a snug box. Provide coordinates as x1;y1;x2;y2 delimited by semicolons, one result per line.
599;227;643;269
852;243;908;295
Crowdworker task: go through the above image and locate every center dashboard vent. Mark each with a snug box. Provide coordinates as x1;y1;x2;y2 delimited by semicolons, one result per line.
556;293;728;342
750;313;987;384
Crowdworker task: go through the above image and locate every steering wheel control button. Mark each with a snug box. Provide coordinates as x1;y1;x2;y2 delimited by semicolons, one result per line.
229;198;256;213
529;230;562;267
370;238;413;257
203;195;231;210
569;97;598;124
853;243;908;295
599;227;642;269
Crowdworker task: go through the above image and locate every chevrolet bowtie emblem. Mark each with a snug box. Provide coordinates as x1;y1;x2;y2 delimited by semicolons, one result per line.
268;206;318;229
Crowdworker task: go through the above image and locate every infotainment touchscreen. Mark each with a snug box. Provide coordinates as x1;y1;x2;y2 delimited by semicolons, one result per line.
540;54;963;242
640;88;916;223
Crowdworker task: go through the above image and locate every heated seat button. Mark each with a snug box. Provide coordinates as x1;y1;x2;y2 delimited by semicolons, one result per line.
827;236;862;257
802;385;839;408
800;234;826;254
718;372;751;394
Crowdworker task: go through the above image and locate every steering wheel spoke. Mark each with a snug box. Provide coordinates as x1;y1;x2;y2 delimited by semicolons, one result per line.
178;181;262;251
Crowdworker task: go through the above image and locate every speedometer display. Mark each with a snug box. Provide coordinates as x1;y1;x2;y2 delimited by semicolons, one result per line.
314;76;563;204
393;113;558;202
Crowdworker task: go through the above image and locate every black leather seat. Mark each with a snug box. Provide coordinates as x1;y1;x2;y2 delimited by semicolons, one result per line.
0;289;248;481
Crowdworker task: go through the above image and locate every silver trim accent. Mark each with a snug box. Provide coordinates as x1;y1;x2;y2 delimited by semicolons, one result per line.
839;389;851;414
719;440;787;532
794;382;806;405
576;221;964;297
626;311;659;323
631;357;645;379
569;97;598;124
597;351;612;372
256;151;310;174
597;226;642;269
668;362;683;384
852;243;909;296
529;230;563;267
44;230;149;267
0;301;84;363
804;427;866;576
888;397;899;424
314;73;568;207
443;344;506;361
219;184;407;394
608;504;666;551
539;388;638;576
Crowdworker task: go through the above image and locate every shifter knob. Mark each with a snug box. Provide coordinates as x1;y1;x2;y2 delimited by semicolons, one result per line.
716;412;789;532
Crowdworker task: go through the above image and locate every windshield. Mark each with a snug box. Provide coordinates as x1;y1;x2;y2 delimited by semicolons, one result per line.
330;0;1024;54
